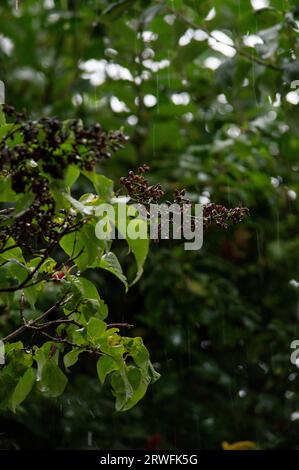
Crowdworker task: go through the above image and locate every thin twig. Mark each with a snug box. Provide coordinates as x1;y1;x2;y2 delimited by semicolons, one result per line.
0;222;84;293
107;323;134;329
39;331;103;356
30;318;82;330
1;291;72;343
40;331;79;348
19;291;25;324
0;242;55;293
0;243;20;255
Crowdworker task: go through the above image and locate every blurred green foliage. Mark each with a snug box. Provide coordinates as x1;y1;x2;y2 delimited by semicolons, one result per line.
0;0;299;450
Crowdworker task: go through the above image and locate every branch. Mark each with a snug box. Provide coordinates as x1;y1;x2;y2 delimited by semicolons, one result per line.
1;291;72;343
0;242;20;255
39;331;103;356
40;331;80;348
28;318;82;330
19;291;25;324
0;242;56;293
0;221;84;293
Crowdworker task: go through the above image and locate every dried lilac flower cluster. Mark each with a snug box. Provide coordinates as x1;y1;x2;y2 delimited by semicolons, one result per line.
120;164;164;204
0;106;127;249
203;203;250;230
1;105;127;192
120;165;249;236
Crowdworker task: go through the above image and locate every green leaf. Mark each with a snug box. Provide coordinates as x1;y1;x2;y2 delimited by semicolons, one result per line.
23;285;40;307
63;276;108;322
63;349;82;368
0;372;18;411
87;317;107;344
0;177;20;202
27;256;56;273
65;165;80;188
127;232;149;286
111;365;134;411
50;181;70;211
79;277;101;300
0;238;25;263
84;172;114;201
113;363;157;411
98;331;126;357
124;337;149;368
81;298;108;321
0;105;6;126
0;123;14;140
0;344;33;411
114;203;149;285
5;259;29;284
106;335;160;410
60;225;104;271
99;252;128;291
13;193;35;218
121;367;148;411
97;355;119;384
149;361;161;383
10;368;36;412
38;360;68;398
